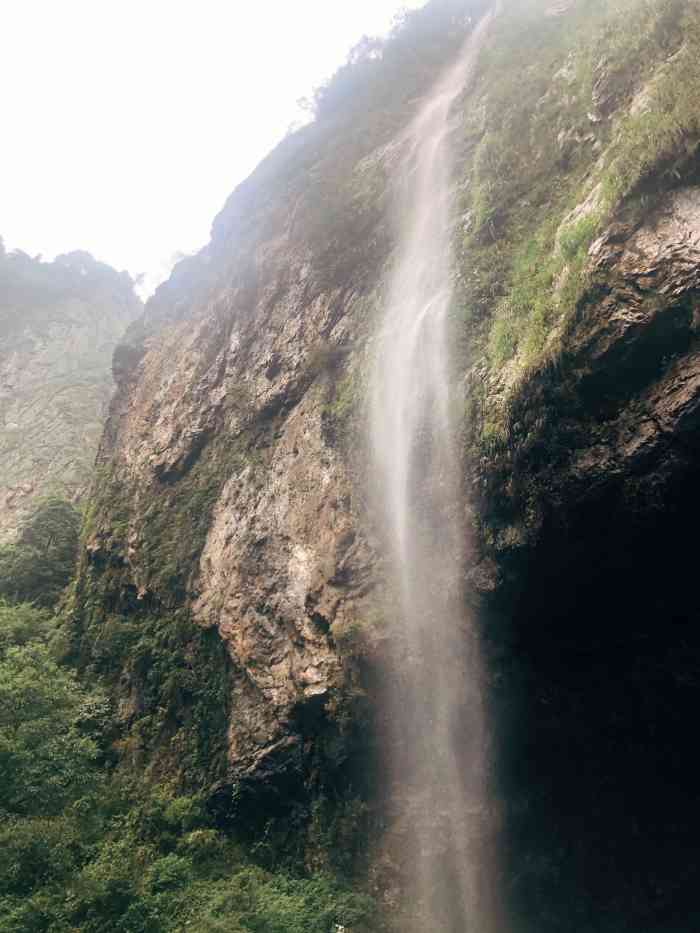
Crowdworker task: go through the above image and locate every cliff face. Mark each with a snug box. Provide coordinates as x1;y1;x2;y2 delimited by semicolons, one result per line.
77;129;387;799
458;2;700;927
471;186;700;930
0;249;141;542
73;2;485;803
73;0;700;929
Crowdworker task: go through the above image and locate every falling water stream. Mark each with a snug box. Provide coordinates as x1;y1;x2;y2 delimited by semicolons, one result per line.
370;11;499;932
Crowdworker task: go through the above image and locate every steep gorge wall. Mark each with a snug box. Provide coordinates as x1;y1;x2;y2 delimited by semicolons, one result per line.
72;0;700;928
0;248;141;541
71;4;502;812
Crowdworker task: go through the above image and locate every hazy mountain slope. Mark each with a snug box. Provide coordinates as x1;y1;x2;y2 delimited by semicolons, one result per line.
0;247;141;542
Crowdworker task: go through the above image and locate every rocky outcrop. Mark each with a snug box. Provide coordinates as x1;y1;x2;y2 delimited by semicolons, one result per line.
451;5;700;925
0;250;141;542
76;114;391;797
73;1;492;801
471;185;700;563
73;1;700;928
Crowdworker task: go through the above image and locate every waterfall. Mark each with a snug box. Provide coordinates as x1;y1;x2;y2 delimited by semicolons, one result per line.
369;12;499;932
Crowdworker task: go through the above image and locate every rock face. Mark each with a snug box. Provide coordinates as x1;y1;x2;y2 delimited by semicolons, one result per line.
0;249;141;541
74;1;488;803
74;1;700;929
76;117;392;797
467;183;700;931
115;243;379;786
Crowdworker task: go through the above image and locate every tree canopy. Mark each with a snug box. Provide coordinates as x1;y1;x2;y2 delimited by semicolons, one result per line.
0;498;81;608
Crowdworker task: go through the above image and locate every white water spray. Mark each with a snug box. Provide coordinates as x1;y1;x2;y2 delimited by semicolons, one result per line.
369;12;500;932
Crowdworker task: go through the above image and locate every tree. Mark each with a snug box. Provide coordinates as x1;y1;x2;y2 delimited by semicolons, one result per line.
0;641;97;818
0;497;81;607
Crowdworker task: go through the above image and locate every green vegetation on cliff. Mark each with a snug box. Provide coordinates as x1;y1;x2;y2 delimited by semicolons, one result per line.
0;499;81;607
457;0;696;384
0;601;377;933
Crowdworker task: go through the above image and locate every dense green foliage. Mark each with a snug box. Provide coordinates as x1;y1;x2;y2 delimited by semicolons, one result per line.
75;608;233;788
0;602;378;933
0;499;81;607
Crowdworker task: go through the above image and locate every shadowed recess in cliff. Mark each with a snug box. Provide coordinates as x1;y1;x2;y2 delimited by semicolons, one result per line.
368;9;501;931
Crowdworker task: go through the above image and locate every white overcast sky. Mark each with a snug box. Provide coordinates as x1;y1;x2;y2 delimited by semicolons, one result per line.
1;0;425;296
